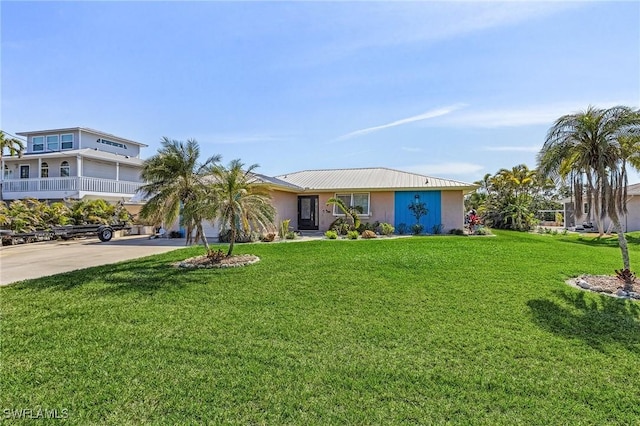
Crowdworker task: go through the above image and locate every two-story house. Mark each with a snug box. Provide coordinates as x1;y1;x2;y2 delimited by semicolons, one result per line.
1;128;146;202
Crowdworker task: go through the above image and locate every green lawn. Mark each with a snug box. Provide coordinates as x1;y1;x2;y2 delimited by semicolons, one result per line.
2;231;639;424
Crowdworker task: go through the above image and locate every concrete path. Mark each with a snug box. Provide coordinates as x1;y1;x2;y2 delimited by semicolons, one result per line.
0;236;188;286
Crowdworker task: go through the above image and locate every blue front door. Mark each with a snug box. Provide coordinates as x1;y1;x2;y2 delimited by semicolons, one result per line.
394;191;441;234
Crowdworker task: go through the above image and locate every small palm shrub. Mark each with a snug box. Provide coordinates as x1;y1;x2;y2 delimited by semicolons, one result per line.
347;231;359;240
448;228;465;235
431;224;443;234
396;223;408;235
361;230;377;239
285;230;298;240
412;224;424;235
378;222;395;236
329;217;350;235
324;230;338;239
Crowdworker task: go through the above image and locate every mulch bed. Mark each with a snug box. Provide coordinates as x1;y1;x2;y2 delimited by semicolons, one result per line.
176;254;260;269
566;274;639;300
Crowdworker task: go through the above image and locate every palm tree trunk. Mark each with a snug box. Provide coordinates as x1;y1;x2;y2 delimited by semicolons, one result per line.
227;227;235;257
610;211;633;291
197;223;209;251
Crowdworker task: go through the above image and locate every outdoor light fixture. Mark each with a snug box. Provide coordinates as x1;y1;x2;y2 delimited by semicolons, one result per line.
415;194;420;200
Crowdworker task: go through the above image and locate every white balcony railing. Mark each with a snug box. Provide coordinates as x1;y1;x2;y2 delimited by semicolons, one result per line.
1;176;143;195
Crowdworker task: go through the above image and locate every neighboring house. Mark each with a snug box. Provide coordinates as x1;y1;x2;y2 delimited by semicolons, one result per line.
1;128;146;202
563;182;640;232
194;167;478;239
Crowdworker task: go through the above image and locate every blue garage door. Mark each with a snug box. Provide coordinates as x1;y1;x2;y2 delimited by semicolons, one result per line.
394;191;441;234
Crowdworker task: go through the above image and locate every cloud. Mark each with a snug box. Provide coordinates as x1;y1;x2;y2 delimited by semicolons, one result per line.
440;100;640;128
335;104;466;141
403;162;485;177
482;146;541;153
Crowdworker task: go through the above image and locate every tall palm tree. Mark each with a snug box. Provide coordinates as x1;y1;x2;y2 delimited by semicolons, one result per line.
0;131;26;202
139;137;221;250
210;160;275;257
537;105;640;290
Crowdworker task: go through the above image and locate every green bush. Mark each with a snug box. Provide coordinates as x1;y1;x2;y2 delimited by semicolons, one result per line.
285;230;298;240
324;230;338;239
474;226;492;236
412;224;424;235
396;223;408;235
449;228;465;235
431;224;443;234
347;231;359;240
329;217;350;235
377;222;395;236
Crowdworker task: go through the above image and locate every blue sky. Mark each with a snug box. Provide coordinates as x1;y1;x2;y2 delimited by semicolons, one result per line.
2;1;639;184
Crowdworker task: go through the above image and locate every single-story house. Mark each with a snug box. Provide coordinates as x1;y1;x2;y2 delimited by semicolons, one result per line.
563;182;640;232
193;167;478;238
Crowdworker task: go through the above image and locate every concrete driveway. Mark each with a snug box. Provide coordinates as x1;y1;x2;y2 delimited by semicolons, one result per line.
0;236;189;286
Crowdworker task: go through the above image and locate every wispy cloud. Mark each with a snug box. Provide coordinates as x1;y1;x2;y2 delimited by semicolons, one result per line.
482;146;541;153
440;100;640;128
335;104;466;141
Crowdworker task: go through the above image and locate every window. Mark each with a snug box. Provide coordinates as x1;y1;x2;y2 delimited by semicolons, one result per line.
3;165;12;179
60;161;70;177
33;136;44;152
333;192;370;216
46;135;59;151
41;162;49;178
61;134;73;149
97;138;127;149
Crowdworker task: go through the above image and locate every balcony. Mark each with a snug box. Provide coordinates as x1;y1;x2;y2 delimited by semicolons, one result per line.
1;176;144;201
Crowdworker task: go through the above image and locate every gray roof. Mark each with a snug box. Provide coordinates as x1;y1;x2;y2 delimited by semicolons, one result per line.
275;167;477;191
251;173;302;191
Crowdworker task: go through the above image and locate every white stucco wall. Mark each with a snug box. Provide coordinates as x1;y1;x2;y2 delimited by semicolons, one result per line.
441;190;465;233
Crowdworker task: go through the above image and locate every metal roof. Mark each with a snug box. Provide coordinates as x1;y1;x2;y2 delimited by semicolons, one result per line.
275;167;477;191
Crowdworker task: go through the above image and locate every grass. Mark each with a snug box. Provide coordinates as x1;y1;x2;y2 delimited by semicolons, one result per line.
1;230;639;424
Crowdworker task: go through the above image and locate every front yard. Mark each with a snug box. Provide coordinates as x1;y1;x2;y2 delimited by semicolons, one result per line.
1;231;639;424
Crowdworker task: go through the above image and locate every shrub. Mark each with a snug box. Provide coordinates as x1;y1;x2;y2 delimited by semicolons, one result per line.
396;223;408;235
285;230;298;240
357;221;379;233
279;219;291;239
412;224;424;235
361;230;377;239
431;224;443;235
449;228;465;235
324;230;338;239
218;229;253;243
329;217;351;235
474;226;492;236
347;231;359;240
377;222;395;236
206;249;226;262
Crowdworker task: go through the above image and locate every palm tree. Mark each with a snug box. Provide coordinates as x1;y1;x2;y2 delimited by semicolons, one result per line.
0;131;26;202
210;159;275;257
139;137;221;250
537;105;640;290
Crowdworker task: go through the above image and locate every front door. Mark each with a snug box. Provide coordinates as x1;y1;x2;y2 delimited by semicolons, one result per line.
20;165;30;179
298;195;319;230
